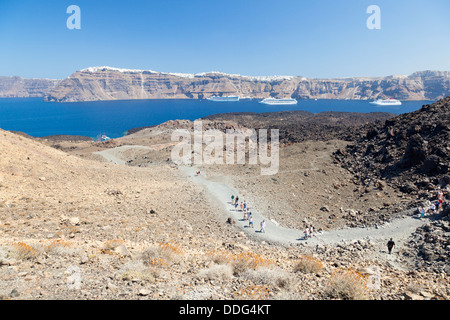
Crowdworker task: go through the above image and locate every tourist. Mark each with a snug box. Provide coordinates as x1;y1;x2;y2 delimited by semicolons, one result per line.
234;201;239;210
438;198;444;212
231;195;235;204
260;220;266;233
240;202;244;212
430;202;436;215
419;206;426;219
235;196;239;205
304;227;310;240
243;201;247;211
386;238;395;254
309;225;314;238
248;214;254;228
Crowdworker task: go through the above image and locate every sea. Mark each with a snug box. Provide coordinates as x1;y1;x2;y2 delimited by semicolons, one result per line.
0;98;435;139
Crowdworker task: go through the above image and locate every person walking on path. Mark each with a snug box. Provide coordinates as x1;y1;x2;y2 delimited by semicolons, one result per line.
419;207;425;219
260;220;266;233
240;202;244;212
387;238;395;254
231;195;234;204
234;201;239;210
429;203;436;215
248;213;254;228
235;196;239;205
243;201;247;211
304;227;310;240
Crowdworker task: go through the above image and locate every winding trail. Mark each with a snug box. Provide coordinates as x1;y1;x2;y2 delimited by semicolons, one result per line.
179;166;426;248
94;145;427;269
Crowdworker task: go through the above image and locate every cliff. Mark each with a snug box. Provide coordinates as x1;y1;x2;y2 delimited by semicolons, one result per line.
0;76;60;98
34;67;450;102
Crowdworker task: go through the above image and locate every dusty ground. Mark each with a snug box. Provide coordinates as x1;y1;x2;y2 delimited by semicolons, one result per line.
1;124;449;301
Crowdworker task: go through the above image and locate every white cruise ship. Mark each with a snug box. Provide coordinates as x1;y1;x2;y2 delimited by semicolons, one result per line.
369;98;402;106
207;95;240;102
260;98;298;105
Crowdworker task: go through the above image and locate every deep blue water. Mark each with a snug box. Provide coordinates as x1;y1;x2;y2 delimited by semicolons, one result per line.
0;98;435;139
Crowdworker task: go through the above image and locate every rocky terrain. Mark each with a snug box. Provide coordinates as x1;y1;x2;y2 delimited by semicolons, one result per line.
1;98;450;301
43;67;449;102
0;76;60;98
203;111;396;144
332;96;450;277
334;96;450;199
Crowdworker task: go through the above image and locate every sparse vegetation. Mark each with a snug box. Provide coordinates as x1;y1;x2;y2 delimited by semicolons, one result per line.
233;284;271;300
9;242;37;260
294;255;323;274
197;264;233;281
231;252;274;275
323;268;370;300
240;267;295;291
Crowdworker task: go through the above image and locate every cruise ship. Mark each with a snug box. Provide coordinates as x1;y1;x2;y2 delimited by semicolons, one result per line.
369;98;402;106
260;98;298;105
207;95;240;102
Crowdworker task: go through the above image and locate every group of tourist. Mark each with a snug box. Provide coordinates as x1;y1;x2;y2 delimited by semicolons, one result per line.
231;195;264;232
418;188;448;219
230;194;315;239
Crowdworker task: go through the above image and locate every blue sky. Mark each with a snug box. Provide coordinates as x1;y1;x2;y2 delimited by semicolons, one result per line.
0;0;449;79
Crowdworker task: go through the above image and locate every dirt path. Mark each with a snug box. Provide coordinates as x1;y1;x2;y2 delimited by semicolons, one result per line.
94;146;426;269
94;145;156;165
179;166;425;246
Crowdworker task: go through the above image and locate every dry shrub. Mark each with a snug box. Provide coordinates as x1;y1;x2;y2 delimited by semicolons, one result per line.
102;239;125;253
233;284;271;300
197;264;233;281
120;260;157;282
158;242;183;258
208;250;234;265
141;242;183;267
206;250;274;275
294;255;323;274
44;239;71;251
43;239;78;256
231;252;274;275
324;268;370;300
240;267;295;291
10;242;37;260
